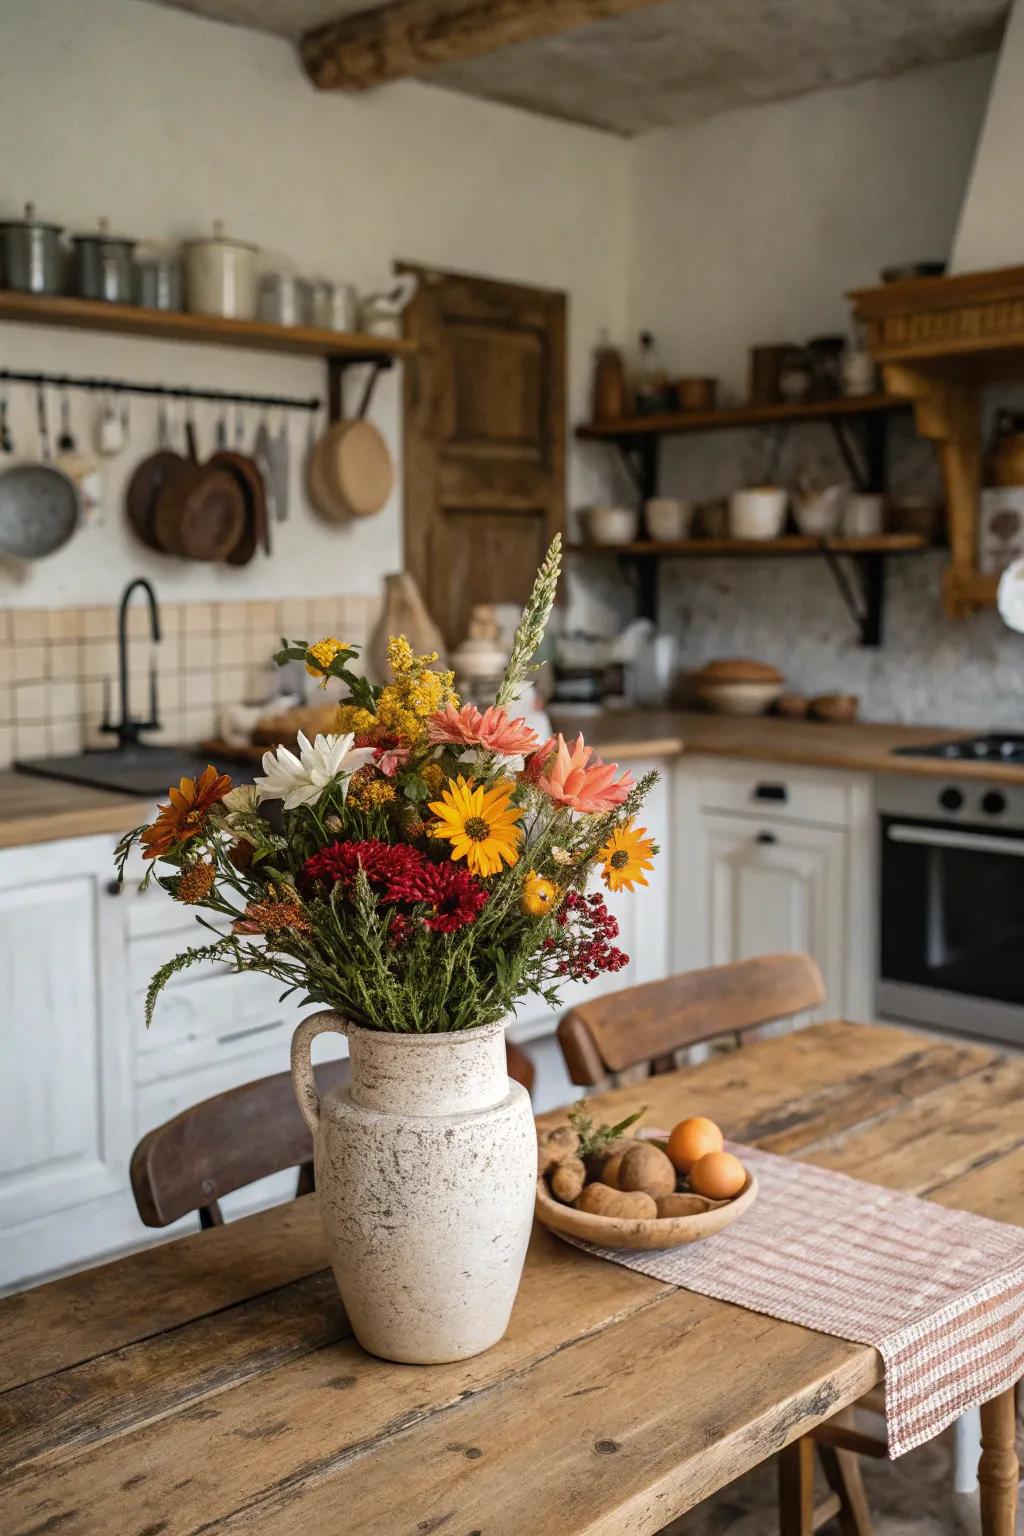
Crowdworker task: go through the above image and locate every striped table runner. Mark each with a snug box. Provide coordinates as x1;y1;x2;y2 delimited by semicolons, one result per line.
562;1143;1024;1455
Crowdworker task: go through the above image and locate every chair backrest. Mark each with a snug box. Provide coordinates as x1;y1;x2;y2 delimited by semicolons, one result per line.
131;1041;537;1230
556;953;826;1086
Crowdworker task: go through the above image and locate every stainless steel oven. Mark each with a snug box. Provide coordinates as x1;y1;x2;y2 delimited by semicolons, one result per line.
876;773;1024;1046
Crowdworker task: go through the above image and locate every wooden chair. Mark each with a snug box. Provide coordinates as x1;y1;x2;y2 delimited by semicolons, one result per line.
131;1040;536;1231
556;954;875;1536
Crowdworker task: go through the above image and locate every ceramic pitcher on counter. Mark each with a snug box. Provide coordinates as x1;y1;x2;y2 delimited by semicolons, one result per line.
291;1011;536;1364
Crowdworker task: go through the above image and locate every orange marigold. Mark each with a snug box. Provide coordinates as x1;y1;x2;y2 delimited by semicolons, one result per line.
141;765;232;860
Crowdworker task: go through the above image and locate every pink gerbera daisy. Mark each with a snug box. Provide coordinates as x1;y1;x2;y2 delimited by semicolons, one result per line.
427;702;540;756
525;734;634;814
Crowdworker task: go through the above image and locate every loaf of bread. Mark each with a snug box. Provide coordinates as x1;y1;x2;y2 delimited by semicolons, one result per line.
693;657;784;684
252;701;339;746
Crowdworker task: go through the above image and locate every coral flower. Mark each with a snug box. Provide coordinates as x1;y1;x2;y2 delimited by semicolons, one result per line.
427;702;540;757
428;775;523;878
526;734;634;814
598;822;657;893
141;765;232;860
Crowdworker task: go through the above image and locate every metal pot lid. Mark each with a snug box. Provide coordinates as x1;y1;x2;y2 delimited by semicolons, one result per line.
183;219;259;255
0;201;62;234
71;217;136;248
0;463;80;560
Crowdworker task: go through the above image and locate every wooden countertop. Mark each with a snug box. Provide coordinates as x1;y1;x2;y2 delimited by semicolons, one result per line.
0;771;147;851
552;708;1024;783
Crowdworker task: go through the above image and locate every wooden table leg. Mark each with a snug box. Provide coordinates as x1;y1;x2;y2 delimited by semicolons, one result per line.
778;1437;816;1536
978;1387;1019;1536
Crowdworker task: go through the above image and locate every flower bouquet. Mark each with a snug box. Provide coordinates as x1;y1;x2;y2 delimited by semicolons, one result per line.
116;535;658;1363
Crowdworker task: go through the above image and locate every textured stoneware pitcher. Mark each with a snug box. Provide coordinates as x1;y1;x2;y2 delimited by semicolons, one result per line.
291;1011;536;1364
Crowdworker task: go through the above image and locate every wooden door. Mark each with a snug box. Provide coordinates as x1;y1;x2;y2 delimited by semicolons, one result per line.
402;264;566;648
702;811;847;1021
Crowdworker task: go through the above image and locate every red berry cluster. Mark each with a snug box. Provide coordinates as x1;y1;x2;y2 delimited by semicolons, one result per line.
545;890;628;981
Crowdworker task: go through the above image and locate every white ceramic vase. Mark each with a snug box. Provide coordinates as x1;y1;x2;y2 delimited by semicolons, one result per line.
291;1012;536;1364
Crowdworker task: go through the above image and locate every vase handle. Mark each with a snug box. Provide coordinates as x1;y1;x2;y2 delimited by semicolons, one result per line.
291;1010;348;1136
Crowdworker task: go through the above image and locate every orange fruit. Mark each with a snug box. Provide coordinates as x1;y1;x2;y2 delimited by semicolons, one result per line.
666;1115;724;1173
690;1150;747;1200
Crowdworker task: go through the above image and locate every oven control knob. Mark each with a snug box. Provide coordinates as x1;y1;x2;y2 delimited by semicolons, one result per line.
981;790;1007;816
939;787;964;812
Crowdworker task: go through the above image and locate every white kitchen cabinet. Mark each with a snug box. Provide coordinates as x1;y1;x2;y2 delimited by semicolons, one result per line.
673;758;874;1023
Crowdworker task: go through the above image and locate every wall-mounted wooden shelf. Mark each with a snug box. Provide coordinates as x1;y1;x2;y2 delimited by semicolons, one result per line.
576;393;905;440
851;265;1024;618
0;290;414;361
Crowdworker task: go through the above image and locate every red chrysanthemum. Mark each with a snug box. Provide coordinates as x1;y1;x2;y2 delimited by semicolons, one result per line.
386;860;489;934
302;838;425;895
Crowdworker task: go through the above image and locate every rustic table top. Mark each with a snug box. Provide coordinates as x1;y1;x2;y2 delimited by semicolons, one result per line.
2;1020;1021;1536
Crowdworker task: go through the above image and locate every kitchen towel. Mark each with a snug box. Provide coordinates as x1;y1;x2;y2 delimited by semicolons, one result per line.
561;1143;1024;1456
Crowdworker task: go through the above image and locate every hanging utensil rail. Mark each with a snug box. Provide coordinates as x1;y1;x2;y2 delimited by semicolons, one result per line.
0;367;320;413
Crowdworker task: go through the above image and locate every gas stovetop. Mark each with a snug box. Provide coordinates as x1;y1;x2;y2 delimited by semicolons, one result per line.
892;733;1024;765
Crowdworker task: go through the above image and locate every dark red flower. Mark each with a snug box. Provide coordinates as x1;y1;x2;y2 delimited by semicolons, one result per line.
302;838;425;896
386;860;489;934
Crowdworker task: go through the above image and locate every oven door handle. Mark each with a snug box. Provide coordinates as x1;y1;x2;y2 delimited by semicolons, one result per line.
887;823;1024;857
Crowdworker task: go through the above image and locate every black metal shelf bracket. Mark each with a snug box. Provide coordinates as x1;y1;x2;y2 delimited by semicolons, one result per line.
326;355;393;423
819;545;886;647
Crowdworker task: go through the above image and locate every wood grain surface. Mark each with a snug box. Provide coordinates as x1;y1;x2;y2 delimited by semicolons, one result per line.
1;1021;1020;1536
0;770;146;849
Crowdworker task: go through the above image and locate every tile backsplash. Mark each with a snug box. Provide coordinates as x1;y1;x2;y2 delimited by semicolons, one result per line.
0;594;381;770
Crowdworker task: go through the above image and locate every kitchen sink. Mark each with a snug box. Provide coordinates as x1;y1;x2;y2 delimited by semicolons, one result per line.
15;744;233;798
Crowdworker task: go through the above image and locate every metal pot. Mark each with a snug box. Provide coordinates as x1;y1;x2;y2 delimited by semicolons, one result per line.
134;249;182;311
258;272;310;328
73;218;136;304
183;221;259;320
0;203;64;294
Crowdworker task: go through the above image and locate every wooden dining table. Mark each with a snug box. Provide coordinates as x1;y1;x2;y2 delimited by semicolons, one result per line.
1;1020;1021;1536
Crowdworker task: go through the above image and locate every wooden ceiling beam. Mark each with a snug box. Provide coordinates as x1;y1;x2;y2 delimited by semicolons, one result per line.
300;0;675;91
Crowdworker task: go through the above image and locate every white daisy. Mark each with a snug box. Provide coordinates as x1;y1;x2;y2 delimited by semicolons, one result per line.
255;731;375;812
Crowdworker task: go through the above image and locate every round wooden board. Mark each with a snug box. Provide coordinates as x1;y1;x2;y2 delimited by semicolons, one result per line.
534;1170;757;1251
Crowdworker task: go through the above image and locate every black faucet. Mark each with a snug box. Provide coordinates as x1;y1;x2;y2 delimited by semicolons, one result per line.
101;578;163;749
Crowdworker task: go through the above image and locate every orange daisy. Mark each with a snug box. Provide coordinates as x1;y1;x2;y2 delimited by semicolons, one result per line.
141;765;232;860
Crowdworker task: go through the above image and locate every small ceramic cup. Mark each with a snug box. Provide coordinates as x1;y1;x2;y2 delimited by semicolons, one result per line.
843;493;885;538
644;497;692;541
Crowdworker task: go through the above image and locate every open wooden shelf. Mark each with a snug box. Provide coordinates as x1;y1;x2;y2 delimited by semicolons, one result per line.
0;289;415;362
576;393;906;440
568;533;931;558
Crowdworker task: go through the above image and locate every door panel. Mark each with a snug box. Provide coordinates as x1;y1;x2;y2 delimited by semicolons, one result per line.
403;264;566;648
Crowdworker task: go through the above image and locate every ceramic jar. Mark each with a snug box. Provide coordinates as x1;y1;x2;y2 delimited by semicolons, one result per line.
291;1012;536;1364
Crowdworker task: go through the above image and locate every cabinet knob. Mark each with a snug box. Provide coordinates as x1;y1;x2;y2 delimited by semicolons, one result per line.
756;830;777;845
105;878;124;897
753;783;788;803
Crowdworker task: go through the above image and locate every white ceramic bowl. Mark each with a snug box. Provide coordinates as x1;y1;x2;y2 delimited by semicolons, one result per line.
729;487;787;541
587;505;639;545
645;497;692;541
694;680;784;716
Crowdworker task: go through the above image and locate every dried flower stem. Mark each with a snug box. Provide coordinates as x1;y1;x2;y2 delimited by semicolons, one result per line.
495;533;561;709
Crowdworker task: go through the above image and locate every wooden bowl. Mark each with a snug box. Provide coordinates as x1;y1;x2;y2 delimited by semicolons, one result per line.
810;693;859;723
534;1169;758;1251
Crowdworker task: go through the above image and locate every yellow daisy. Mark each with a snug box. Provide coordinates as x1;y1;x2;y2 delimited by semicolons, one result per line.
429;775;523;878
598;822;656;893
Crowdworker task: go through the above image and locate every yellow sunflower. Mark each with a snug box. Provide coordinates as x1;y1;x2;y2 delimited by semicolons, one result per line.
428;775;523;878
598;822;656;893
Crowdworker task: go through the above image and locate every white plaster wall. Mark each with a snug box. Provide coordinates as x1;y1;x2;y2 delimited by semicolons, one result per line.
0;0;628;609
624;56;996;396
951;0;1024;270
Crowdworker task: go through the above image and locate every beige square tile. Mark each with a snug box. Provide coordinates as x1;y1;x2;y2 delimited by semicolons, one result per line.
0;724;12;768
0;643;12;685
14;722;47;757
11;609;46;642
49;641;83;680
81;639;117;680
47;608;84;641
158;672;182;710
217;630;247;667
245;600;277;631
48;681;81;719
82;606;117;640
14;683;47;723
185;603;215;633
184;672;216;707
49;719;83;755
280;598;308;634
161;605;183;636
312;596;338;629
216;601;247;632
181;705;217;741
216;665;248;704
182;633;211;671
126;605;152;638
0;684;10;725
0;611;10;643
81;678;108;724
13;645;47;682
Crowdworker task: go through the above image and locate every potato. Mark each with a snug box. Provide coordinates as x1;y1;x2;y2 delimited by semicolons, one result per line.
575;1183;657;1220
616;1143;677;1200
537;1125;580;1175
595;1139;640;1190
549;1157;586;1204
655;1192;716;1218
